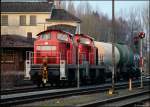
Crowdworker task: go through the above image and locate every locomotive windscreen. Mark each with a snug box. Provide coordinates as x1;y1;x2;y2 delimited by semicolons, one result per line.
57;33;68;41
36;45;56;51
80;37;90;45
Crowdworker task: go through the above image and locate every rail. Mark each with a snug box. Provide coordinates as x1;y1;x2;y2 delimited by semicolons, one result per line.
1;80;149;106
77;90;149;107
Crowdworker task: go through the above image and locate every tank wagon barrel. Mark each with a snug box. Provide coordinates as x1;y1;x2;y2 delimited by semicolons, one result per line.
94;41;120;66
115;44;134;66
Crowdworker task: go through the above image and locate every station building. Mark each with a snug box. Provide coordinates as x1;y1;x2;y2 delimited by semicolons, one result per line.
1;0;81;73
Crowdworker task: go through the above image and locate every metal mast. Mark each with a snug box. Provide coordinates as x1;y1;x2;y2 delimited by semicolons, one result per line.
112;0;116;92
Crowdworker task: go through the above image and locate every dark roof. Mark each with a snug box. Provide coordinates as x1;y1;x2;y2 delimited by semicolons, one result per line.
46;9;81;22
1;2;53;12
47;24;76;34
1;0;48;2
1;35;35;48
37;29;73;37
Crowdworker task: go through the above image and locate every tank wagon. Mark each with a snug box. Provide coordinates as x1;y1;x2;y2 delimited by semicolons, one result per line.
115;44;140;80
30;29;140;87
95;42;140;80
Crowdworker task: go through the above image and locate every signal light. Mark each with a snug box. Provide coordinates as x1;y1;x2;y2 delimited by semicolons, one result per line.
138;32;145;39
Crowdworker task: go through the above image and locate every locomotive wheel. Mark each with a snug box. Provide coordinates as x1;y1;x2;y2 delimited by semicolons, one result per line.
99;70;106;84
36;82;41;87
35;78;42;87
32;73;42;87
42;82;45;87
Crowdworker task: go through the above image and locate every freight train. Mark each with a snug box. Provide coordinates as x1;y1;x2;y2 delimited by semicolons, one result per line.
29;29;140;87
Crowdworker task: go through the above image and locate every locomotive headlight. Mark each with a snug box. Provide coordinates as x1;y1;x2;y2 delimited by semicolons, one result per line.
44;42;48;45
36;45;56;51
36;46;41;50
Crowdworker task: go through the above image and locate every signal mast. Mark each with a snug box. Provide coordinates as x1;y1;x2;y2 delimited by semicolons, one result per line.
138;32;145;88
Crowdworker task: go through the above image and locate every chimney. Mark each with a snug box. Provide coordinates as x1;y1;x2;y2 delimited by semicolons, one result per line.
53;0;61;9
27;32;32;41
47;0;53;4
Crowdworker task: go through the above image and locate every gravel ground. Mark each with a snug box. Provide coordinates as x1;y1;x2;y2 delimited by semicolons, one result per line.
15;86;150;107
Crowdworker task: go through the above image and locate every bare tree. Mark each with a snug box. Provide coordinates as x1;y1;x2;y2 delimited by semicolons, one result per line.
60;1;67;10
127;7;143;49
142;3;150;74
67;0;76;15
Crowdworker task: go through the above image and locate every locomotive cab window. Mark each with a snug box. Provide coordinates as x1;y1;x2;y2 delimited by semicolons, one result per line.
80;37;90;45
40;33;51;40
57;33;68;41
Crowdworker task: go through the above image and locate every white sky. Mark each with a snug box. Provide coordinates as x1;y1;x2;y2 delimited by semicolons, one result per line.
72;0;149;19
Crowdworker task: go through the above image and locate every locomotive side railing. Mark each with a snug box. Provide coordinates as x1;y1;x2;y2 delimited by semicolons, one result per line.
67;51;72;64
79;52;86;64
89;53;95;65
79;52;96;65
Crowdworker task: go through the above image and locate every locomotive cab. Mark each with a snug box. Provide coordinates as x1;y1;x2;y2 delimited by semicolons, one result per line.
34;30;75;64
74;34;96;65
73;34;96;84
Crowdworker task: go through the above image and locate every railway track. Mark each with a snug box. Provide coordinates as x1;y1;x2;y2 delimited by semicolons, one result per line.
1;80;149;106
77;90;150;107
1;85;65;95
1;79;148;95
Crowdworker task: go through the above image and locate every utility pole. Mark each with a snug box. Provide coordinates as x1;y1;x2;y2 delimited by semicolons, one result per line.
111;0;115;93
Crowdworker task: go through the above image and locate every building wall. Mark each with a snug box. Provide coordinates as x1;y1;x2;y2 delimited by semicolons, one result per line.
1;13;79;38
1;48;33;72
1;13;51;38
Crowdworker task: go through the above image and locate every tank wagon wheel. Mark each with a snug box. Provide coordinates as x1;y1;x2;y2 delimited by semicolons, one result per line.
97;69;106;84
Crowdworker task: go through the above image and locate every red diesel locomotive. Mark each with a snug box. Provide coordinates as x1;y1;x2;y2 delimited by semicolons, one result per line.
30;29;140;87
30;29;103;87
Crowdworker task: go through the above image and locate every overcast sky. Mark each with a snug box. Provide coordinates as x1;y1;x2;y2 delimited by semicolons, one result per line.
73;1;149;19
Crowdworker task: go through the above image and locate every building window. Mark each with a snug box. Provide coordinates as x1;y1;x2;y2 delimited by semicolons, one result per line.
30;15;36;26
1;49;15;63
20;15;26;26
1;15;8;26
27;32;32;40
